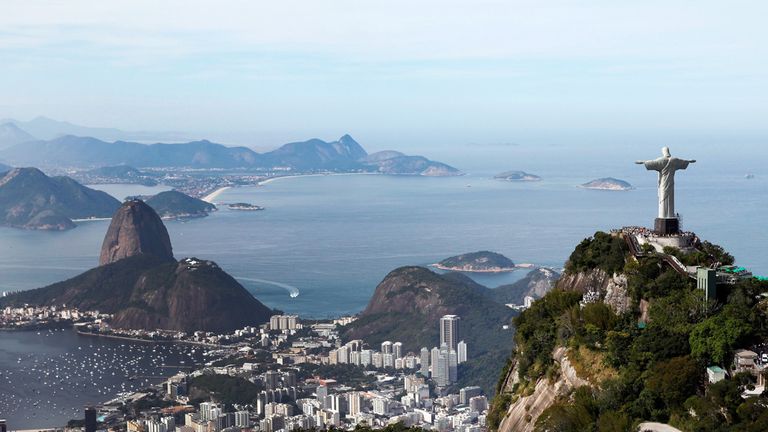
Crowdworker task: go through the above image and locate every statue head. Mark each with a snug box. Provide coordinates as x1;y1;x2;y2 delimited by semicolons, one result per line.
662;146;671;158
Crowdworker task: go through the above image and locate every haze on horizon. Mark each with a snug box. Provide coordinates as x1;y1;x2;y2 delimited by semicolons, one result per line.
1;0;767;153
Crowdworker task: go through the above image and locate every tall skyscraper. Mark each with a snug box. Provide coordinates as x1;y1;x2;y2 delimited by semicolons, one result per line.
440;315;460;351
457;340;468;363
430;347;440;378
448;349;458;383
435;346;451;387
420;347;430;376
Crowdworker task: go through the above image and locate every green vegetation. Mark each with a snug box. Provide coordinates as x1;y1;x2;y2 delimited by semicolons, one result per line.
664;241;735;267
490;231;768;431
189;374;263;405
437;251;515;270
145;190;216;218
565;231;627;274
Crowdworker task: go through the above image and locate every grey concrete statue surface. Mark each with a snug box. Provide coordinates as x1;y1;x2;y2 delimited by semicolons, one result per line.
635;147;696;219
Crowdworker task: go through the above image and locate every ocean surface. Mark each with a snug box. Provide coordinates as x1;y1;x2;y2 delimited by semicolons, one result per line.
0;329;204;429
0;159;766;428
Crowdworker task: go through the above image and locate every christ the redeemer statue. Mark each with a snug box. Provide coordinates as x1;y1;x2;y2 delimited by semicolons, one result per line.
635;147;696;220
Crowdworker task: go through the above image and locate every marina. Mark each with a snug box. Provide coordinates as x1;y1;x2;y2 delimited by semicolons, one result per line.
0;328;206;429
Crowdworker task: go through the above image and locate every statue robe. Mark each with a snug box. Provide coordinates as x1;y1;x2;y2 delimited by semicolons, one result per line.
644;157;690;219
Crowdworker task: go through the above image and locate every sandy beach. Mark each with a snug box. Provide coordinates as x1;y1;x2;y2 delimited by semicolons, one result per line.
259;172;377;186
202;186;232;203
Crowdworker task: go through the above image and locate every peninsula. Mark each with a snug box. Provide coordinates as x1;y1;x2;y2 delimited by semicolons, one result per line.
0;167;120;230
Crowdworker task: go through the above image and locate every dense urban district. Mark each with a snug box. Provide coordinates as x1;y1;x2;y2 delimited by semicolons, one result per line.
0;309;491;432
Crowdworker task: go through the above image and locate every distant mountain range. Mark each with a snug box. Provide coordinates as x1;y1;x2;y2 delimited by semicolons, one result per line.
0;119;460;175
0;122;36;150
0;167;121;230
0;116;188;142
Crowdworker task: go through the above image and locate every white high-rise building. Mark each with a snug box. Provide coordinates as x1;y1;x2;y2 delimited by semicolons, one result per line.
372;352;384;368
348;392;363;416
381;341;393;354
372;398;390;416
383;353;394;368
457;341;468;363
420;347;430;376
435;346;451;387
440;315;460;351
430;347;440;378
393;342;403;359
449;349;458;383
360;349;372;366
337;345;350;364
350;350;361;366
234;411;250;428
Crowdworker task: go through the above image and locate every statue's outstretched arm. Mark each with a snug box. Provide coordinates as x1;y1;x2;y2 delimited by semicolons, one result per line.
634;160;646;164
689;159;697;163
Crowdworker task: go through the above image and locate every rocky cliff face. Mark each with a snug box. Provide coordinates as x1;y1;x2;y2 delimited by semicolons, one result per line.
99;199;174;265
491;268;560;304
110;258;273;333
496;348;590;432
556;267;631;314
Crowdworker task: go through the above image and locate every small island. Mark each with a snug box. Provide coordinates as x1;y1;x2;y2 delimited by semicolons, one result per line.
144;190;217;219
432;251;516;272
494;170;541;182
580;177;634;191
227;202;265;211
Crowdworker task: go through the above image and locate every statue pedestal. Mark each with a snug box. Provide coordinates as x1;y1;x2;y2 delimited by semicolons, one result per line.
654;218;679;235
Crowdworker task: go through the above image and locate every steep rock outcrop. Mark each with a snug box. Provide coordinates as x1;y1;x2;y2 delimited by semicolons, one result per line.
110;258;273;333
555;267;612;293
497;348;590;432
491;268;560;304
556;268;631;314
2;200;273;332
99;199;174;265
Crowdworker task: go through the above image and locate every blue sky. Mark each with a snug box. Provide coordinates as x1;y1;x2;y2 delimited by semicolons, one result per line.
1;0;766;151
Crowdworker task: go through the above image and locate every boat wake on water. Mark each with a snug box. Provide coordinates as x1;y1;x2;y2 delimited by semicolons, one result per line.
235;277;300;298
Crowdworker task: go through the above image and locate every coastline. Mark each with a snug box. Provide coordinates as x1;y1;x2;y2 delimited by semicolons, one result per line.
75;328;220;348
578;185;634;191
202;186;232;203
430;263;536;273
430;264;516;273
258;172;379;186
